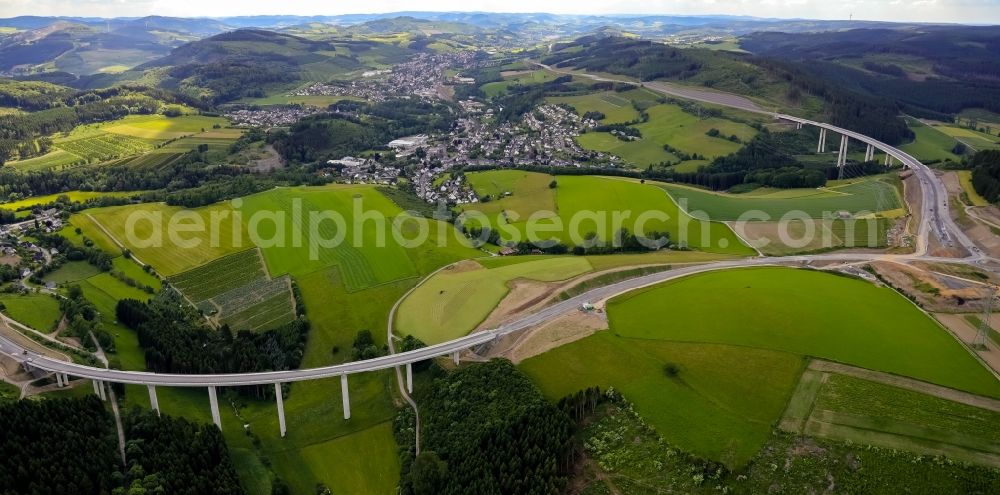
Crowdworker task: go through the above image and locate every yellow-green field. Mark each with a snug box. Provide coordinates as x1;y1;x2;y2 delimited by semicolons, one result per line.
1;191;139;211
396;257;593;344
958;171;990;207
103;114;230;139
8;114;232;171
82;202;251;276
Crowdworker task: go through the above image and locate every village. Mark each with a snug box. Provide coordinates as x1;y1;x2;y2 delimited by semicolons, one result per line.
291;51;477;103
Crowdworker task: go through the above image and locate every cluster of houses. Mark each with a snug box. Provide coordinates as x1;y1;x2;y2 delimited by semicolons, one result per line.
296;52;476;103
325;156;401;185
424;173;479;205
224;107;319;127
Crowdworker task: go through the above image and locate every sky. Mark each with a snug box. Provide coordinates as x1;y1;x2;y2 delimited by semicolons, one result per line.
1;0;999;25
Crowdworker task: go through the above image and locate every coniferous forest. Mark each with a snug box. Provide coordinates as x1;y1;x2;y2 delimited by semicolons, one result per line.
395;360;575;495
0;397;243;495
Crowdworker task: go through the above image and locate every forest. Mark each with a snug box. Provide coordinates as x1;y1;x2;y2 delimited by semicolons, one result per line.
741;26;1000;119
395;360;574;495
116;288;309;398
0;396;244;495
543;36;702;81
970;150;1000;203
269;99;457;163
0;397;120;495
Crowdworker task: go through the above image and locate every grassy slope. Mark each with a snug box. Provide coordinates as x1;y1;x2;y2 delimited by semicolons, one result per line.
85;202;251;276
462;172;753;255
521;338;804;467
609;267;1000;397
396;257;593;344
42;261;102;284
239;185;417;286
576;103;757;166
900;119;961;163
658;176;902;220
0;294;62;332
546;91;640;124
522;266;1000;468
806;373;1000;463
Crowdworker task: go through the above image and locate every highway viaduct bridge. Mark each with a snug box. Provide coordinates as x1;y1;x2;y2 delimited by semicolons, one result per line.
0;92;989;439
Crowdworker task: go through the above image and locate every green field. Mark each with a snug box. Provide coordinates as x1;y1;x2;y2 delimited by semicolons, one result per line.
460;169;557;218
547;91;640;124
0;294;62;332
239;185;420;287
900;119;962;163
658;176;903;220
788;372;1000;466
61;214;122;255
8;149;85;171
522;267;1000;468
42;261;102;284
522;337;804;466
396;257;593;344
481;70;561;98
461;172;753;255
609;267;1000;397
76;270;153;371
575;102;757;167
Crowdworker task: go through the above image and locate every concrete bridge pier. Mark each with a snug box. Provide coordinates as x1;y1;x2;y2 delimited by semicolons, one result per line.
452;351;460;365
275;383;286;437
340;375;351;420
55;372;64;388
147;385;160;416
837;134;849;179
93;380;107;401
817;128;827;153
885;154;894;167
406;363;413;393
865;144;875;162
208;386;221;428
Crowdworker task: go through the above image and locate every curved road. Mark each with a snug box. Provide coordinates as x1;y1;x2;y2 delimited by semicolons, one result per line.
0;69;993;392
